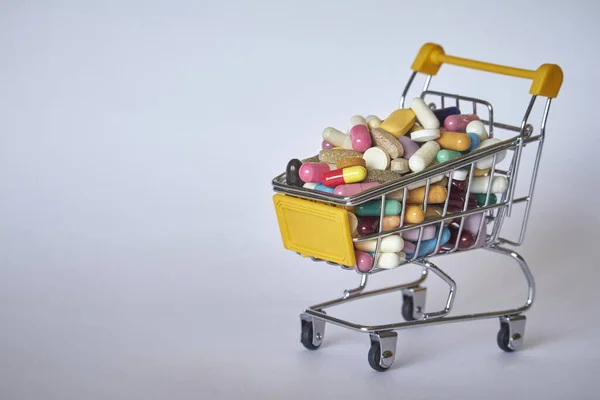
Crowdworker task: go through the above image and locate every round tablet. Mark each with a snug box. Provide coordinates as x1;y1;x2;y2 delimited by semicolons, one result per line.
411;128;441;142
363;146;391;171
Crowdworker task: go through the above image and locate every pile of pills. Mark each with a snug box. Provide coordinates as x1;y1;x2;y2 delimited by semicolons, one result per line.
285;98;509;272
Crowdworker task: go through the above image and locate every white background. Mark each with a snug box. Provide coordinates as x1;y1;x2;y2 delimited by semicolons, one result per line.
1;1;599;399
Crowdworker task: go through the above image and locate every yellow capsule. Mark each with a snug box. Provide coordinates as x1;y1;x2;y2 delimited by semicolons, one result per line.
380;109;416;138
423;205;453;225
407;185;448;204
382;216;400;231
436;129;471;151
473;168;490;176
404;205;425;224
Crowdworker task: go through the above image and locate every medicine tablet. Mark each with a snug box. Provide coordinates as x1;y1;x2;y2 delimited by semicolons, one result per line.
380;109;417;137
433;106;461;124
366;115;382;129
363;169;403;184
336;157;366;169
447;168;469;181
348;212;358;237
465;133;481;153
444;114;479;132
354;234;404;253
390;158;410;174
436;149;462;164
383;216;401;231
409;141;440;172
363;146;391;170
474;138;507;169
407;185;448;204
466;120;488;141
411;128;441;142
473;168;489;177
322;127;348;147
303;182;318;190
322;140;334;150
375;252;404;269
342;135;354;150
334;182;380;196
404;205;425;224
349;119;372;152
319;149;363;163
350;115;367;127
436;130;471;151
355;250;374;272
410;97;440;129
299;162;331;183
406;174;444;190
371;128;404;159
402;226;436;241
469;176;508;194
322;166;367;187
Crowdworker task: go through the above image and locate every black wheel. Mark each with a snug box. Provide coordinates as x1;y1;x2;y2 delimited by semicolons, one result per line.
368;342;389;372
497;324;513;352
301;321;320;350
402;295;416;321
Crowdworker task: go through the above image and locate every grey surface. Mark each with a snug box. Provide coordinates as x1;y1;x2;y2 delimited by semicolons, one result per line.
1;1;599;399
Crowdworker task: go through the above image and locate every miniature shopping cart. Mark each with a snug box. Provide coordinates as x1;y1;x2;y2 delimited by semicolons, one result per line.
271;43;562;371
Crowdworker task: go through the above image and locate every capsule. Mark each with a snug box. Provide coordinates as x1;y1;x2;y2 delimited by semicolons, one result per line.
355;250;374;272
286;159;303;187
433;106;461;124
355;199;402;216
398;135;420;160
466;120;488;141
407;185;448;204
442;226;475;250
474;193;497;206
436;130;471;151
299;162;330;184
404;205;425;224
465;132;481;153
414;227;451;257
444;114;479;132
322;166;367;187
436;149;462;164
365;115;382;130
321;140;335;150
357;216;380;236
334;182;380;196
375;252;404;269
314;183;335;193
322;127;348;147
349;115;372;152
410;97;440;129
402;225;437;241
469;176;508;194
354;234;404;253
448;191;477;208
474;138;507;169
409;141;440;172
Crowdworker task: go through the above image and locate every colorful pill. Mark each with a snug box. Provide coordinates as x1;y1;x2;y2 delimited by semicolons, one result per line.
354;234;404;253
319;149;363;164
380;109;416;137
366;115;382;130
334;182;380;196
391;158;410;174
409;141;440;173
398;135;420;159
463;212;484;236
355;199;402;216
466;120;488;141
322;140;334;150
411;128;441;142
436;130;471;151
475;138;507;169
363;146;391;170
336;157;366;169
286;159;303;187
407;185;448;204
357;216;380;236
465;133;481;153
451;179;467;192
473;193;497;206
407;174;444;190
402;225;437;241
375;252;404;269
382;216;401;231
436;149;462;164
349;116;372;152
473;168;489;177
322;166;367;187
444;114;479;132
314;183;335;193
402;241;416;255
299;162;330;183
442;226;475;250
371;128;404;159
322;127;348;147
469;176;508;194
448;191;477;208
355;250;374;272
405;205;425;224
410;97;440;129
433;106;461;124
415;227;451;257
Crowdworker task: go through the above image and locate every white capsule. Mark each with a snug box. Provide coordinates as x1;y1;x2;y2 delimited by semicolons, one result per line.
410;97;440;129
366;115;382;129
475;138;507;169
406;174;444;190
466;120;488;141
322;127;348;147
303;182;318;189
447;168;469;181
469;176;508;194
355;234;404;253
411;128;440;142
350;115;367;127
409;141;440;172
342;135;354;149
375;252;405;269
348;212;358;237
363;146;390;170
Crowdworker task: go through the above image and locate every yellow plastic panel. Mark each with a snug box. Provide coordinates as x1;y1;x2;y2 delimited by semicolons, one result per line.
273;194;356;267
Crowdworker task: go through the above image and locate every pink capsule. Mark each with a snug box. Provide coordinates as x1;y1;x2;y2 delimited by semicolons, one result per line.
444;114;479;132
299;162;331;184
355;250;373;272
403;240;416;255
349;125;372;152
334;182;380;196
401;225;437;241
321;140;334;150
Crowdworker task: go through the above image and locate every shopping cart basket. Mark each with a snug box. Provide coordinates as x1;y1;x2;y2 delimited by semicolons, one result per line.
271;43;563;371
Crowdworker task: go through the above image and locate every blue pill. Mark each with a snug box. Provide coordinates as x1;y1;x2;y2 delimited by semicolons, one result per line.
461;132;481;154
314;184;335;193
415;227;451;257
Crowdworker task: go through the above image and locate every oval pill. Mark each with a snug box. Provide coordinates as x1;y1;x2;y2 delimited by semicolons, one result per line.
402;225;436;241
355;199;402;216
286;159;303;187
322;140;334;150
433;106;461;124
390;158;410;174
371;128;404;159
357;216;380;236
299;162;330;183
354;234;404;253
350;115;367;127
444;114;479;132
383;215;401;231
466;120;488;141
366;115;382;129
314;183;335;193
375;252;404;269
349;124;372;152
380;109;416;137
398;135;420;159
410;97;440;129
334;182;380;197
407;185;448;204
415;227;451;257
319;149;363;163
363;146;391;170
355;250;374;272
473;168;489;177
447;168;469;181
469;176;508;194
322;127;348;147
336;157;366;169
348;212;358;237
322;165;367;187
474;138;507;169
465;132;481;153
409;141;440;172
463;212;484;236
411;128;441;142
436;149;462;164
436;130;471;151
404;205;425;224
474;193;497;206
442;226;474;250
407;174;444;190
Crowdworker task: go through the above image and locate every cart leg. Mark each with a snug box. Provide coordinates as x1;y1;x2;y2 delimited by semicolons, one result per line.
497;314;526;352
401;286;427;321
368;331;398;372
300;312;326;350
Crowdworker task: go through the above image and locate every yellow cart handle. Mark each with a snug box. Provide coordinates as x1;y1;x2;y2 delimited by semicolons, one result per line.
411;43;563;98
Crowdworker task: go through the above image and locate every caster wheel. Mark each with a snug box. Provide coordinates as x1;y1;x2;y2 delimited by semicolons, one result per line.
368;343;390;372
497;324;513;353
301;321;320;350
402;295;416;321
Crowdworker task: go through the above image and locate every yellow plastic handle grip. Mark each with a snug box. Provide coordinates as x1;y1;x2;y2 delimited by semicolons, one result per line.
411;43;563;98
